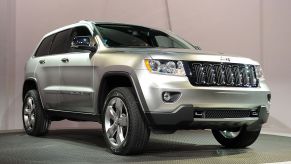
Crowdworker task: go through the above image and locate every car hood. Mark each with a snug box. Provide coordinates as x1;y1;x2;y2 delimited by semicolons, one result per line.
103;48;259;65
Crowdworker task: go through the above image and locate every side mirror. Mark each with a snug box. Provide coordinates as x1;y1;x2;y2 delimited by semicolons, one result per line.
71;36;97;52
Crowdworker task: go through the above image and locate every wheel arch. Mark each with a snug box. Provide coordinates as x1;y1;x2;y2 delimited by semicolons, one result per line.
97;72;149;122
22;78;45;108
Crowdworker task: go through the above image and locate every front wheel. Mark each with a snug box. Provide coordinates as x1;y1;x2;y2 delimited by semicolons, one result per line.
102;87;150;155
212;126;261;148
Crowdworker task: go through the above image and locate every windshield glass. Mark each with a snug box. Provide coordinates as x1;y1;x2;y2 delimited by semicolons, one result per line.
95;24;190;49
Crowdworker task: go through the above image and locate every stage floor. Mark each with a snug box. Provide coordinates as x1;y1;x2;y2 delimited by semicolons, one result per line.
0;129;291;164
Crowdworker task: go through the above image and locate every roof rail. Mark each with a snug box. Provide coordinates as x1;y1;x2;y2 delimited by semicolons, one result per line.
79;20;93;23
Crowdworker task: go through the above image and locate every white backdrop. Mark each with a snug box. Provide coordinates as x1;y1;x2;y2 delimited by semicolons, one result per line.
0;0;291;134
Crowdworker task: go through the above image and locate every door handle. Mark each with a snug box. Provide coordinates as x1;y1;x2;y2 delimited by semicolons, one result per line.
61;58;69;63
39;60;45;64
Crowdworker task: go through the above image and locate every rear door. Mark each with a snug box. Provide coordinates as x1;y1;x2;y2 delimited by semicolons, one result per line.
34;34;61;109
58;26;95;113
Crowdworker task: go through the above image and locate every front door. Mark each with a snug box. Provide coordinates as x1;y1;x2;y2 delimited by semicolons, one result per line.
58;26;96;113
58;52;95;113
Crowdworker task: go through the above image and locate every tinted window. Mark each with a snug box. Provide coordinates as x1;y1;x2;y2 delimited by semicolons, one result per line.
97;25;150;47
50;29;72;54
35;34;55;57
155;35;185;48
95;24;188;49
71;26;91;37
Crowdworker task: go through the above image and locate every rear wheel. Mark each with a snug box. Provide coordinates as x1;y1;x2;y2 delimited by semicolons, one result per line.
212;126;261;148
102;87;150;155
22;90;50;136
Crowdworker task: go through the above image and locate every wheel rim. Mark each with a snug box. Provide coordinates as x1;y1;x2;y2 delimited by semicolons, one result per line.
219;129;241;139
23;97;36;131
104;97;129;147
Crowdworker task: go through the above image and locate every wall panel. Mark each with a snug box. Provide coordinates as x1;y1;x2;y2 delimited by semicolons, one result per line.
0;0;15;130
262;0;291;133
168;0;261;61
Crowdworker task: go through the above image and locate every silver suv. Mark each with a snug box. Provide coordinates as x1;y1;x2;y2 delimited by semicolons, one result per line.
23;20;271;155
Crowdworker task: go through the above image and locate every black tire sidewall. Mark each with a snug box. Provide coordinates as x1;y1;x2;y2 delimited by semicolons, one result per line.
212;126;261;148
102;89;131;154
102;87;149;155
22;90;49;136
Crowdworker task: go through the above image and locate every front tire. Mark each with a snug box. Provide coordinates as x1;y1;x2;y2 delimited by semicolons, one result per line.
102;87;150;155
212;126;261;148
22;90;50;136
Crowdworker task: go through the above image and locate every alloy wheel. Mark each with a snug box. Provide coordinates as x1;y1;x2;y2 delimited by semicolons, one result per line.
23;97;36;131
104;97;129;147
219;129;241;139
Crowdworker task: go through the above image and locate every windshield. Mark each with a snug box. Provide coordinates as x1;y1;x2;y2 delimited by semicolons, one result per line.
95;24;191;49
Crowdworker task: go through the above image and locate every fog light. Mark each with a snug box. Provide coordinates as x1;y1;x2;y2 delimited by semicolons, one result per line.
162;92;181;103
163;92;171;101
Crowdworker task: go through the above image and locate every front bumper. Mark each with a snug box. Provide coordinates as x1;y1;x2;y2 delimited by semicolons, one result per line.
145;105;268;131
134;70;271;129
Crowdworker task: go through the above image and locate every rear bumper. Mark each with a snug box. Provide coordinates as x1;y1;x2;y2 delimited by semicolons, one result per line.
145;105;269;131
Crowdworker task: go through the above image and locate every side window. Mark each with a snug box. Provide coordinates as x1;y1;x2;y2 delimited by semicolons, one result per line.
72;26;91;37
155;35;185;48
50;29;72;54
34;34;55;57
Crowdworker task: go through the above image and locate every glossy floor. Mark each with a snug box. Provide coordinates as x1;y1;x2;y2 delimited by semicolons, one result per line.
0;129;291;164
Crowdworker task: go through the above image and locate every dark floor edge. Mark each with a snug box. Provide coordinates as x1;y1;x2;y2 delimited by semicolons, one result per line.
1;128;291;138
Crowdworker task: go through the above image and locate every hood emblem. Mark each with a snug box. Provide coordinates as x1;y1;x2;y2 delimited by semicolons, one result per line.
220;56;231;62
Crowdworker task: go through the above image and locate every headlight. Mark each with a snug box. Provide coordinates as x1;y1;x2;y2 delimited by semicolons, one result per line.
144;59;186;76
255;65;264;79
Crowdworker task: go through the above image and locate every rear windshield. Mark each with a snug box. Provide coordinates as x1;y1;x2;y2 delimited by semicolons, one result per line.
95;24;189;49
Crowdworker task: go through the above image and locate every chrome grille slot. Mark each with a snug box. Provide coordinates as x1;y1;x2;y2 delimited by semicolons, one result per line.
214;64;225;85
187;62;258;87
225;65;234;85
233;65;242;86
192;64;206;84
204;64;216;85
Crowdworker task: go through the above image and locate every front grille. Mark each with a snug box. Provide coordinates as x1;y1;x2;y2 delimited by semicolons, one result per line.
194;109;257;119
187;62;258;87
